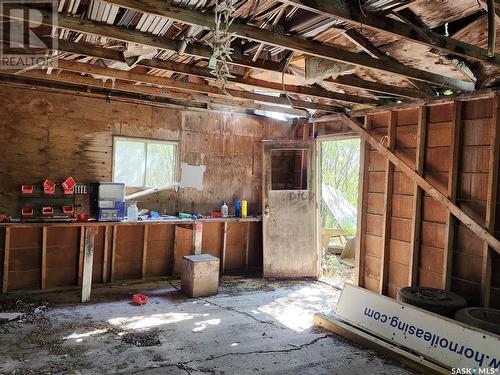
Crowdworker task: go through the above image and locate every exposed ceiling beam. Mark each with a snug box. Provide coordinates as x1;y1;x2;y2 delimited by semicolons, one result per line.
0;70;309;116
99;0;474;91
277;0;500;67
30;39;379;105
39;60;343;112
0;8;430;100
343;28;436;96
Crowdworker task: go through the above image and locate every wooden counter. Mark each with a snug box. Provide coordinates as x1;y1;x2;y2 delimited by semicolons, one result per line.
0;217;262;297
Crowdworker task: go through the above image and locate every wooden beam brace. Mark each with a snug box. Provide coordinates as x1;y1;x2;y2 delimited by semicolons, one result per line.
99;0;474;90
142;224;149;279
340;113;500;254
103;226;109;283
487;0;497;57
409;106;427;286
481;95;500;306
380;111;396;295
81;227;96;303
443;102;463;290
41;227;47;290
277;0;500;67
2;228;10;293
78;225;85;286
193;222;202;255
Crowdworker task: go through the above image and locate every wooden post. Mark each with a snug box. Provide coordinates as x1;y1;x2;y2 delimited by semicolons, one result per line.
110;225;117;282
481;95;500;306
142;224;149;279
221;222;228;273
81;226;96;303
193;222;203;255
102;226;109;283
409;106;427;286
41;227;47;290
380;111;396;295
245;222;250;270
78;226;85;286
443;102;463;290
2;228;11;293
355;115;371;287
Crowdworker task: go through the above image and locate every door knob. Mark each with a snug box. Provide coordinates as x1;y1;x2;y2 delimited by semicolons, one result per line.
264;204;270;217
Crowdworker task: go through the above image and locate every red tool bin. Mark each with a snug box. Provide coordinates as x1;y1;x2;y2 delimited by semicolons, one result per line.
62;177;76;194
42;207;54;216
21;208;34;218
43;179;56;195
62;206;74;216
21;185;34;194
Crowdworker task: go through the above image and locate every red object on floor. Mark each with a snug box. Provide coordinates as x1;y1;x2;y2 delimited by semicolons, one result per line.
62;177;76;194
21;208;34;217
21;185;34;194
43;179;56;195
132;294;149;305
42;207;54;216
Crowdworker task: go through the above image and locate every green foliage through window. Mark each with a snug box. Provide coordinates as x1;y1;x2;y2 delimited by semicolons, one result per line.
113;138;176;188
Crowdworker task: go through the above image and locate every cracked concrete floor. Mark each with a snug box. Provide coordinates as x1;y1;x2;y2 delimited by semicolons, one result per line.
0;277;415;374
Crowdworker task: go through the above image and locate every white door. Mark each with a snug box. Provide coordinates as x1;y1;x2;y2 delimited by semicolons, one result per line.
262;140;319;278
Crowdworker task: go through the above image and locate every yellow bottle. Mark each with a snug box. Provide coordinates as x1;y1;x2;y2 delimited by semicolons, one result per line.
241;200;247;218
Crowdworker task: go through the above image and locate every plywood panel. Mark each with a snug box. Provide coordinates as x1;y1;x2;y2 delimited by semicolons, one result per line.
114;225;143;280
146;224;175;277
224;222;246;271
45;226;80;288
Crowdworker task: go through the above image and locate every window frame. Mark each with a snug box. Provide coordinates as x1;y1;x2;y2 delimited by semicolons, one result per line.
112;136;179;189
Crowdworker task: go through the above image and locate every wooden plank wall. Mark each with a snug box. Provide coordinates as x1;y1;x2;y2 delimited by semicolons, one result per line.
1;221;262;293
0;85;294;217
351;96;500;308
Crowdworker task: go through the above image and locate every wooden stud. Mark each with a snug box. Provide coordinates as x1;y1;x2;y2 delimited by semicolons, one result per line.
355;115;372;287
481;95;500;306
81;226;97;303
2;228;11;293
41;227;47;290
102;226;109;283
245;222;250;270
341;114;500;254
110;225;117;283
193;222;203;255
221;222;228;273
409;106;428;286
78;226;85;286
380;111;397;295
142;224;149;279
443;102;463;290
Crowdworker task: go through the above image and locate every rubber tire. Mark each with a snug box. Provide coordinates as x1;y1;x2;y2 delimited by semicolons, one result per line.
454;307;500;335
396;287;467;317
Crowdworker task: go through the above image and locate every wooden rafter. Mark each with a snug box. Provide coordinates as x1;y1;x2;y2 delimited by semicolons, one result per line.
278;0;500;67
97;0;474;90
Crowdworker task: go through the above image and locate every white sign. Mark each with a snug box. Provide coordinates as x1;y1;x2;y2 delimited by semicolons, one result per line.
335;284;500;371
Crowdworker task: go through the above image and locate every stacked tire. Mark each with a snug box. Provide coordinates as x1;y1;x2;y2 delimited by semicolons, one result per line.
396;286;467;317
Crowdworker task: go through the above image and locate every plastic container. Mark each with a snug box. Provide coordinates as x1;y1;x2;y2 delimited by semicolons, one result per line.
221;202;228;218
21;185;33;194
62;206;74;216
62;177;76;194
42;207;54;216
127;202;139;221
21;208;34;217
241;200;247;218
43;179;56;195
234;200;241;218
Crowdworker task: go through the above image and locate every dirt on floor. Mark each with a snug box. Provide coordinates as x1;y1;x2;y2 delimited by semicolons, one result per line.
0;277;416;375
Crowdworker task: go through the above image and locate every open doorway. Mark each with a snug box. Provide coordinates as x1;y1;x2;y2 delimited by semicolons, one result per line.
319;137;361;287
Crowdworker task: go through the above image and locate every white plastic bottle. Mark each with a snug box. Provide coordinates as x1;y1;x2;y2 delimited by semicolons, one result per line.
127;202;139;221
221;202;228;218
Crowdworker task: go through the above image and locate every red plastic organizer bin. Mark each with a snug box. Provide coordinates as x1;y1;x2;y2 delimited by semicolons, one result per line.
62;177;76;194
62;206;74;216
43;179;56;195
21;208;34;217
21;185;34;194
42;207;54;216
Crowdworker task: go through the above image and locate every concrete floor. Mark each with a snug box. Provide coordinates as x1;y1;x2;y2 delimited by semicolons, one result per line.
0;277;415;374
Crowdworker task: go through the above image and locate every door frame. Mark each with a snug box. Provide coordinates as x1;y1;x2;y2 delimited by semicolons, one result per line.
261;140;320;278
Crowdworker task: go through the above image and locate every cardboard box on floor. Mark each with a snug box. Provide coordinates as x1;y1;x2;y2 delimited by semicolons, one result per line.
181;254;220;298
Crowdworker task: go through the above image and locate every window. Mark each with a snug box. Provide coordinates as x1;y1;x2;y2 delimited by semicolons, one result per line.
270;149;308;190
113;137;177;188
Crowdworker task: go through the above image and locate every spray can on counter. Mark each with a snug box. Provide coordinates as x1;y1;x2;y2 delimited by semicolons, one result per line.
241;200;247;218
234;200;241;218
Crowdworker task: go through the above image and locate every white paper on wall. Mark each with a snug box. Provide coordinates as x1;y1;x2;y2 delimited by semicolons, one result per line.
179;163;206;191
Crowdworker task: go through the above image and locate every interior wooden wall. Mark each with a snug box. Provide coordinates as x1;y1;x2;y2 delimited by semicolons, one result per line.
0;84;294;217
309;94;500;309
